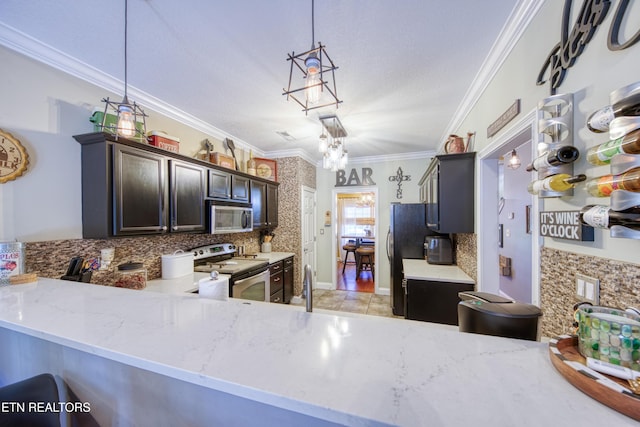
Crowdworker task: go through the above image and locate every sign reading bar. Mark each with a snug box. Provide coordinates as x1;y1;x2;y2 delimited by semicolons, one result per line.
539;211;594;241
335;168;376;187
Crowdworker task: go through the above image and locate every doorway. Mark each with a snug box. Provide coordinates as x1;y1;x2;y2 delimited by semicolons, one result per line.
498;141;533;302
477;109;542;305
331;187;379;293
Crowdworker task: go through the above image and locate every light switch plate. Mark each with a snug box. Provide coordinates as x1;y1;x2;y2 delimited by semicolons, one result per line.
576;274;600;304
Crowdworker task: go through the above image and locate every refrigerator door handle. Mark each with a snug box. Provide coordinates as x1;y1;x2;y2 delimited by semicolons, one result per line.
386;228;391;261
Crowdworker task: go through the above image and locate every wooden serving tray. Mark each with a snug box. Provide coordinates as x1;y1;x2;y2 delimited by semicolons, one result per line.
549;335;640;421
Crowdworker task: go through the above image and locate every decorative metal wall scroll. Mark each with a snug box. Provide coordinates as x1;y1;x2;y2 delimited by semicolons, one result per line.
388;167;411;199
536;0;640;95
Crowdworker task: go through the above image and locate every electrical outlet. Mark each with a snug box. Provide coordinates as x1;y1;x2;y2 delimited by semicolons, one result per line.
576;274;600;304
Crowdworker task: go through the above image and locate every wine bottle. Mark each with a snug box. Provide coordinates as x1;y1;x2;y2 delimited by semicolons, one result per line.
526;146;580;171
247;150;256;176
579;205;640;230
527;174;587;195
587;81;640;133
586;128;640;165
585;167;640;196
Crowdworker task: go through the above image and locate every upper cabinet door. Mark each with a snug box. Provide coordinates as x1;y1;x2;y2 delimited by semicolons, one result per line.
112;145;168;235
251;180;267;229
170;160;206;232
266;183;279;228
231;175;250;202
208;169;231;200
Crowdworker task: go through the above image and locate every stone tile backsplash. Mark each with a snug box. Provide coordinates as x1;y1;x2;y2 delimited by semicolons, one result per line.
540;247;640;338
25;232;262;286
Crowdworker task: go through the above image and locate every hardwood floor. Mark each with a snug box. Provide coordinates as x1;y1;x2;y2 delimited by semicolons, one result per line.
336;261;374;293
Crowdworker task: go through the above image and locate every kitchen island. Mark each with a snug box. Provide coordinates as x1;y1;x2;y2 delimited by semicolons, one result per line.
0;278;635;426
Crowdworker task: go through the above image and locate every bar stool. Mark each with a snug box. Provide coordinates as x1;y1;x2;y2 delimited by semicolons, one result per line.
342;240;357;274
0;373;70;427
356;246;375;277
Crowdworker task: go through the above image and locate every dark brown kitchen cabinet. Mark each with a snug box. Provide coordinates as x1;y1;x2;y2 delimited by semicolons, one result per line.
208;169;231;199
404;278;474;325
421;152;475;233
112;144;168;236
170;160;206;232
283;256;294;304
266;184;279;228
231;176;251;202
251;181;279;229
268;257;293;304
75;132;277;238
207;170;250;203
75;133;193;238
269;260;284;303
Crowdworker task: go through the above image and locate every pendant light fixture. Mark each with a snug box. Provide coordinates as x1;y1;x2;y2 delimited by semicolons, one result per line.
319;115;348;171
283;0;342;115
507;149;522;169
99;0;147;140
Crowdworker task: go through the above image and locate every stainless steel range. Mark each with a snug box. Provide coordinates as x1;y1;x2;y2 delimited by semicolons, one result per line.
191;243;270;302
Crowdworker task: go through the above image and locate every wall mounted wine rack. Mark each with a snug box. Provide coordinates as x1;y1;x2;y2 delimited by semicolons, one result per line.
535;93;575;198
609;153;640;239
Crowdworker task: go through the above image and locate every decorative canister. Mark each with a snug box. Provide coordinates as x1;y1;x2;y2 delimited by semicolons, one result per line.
0;242;25;285
114;261;147;290
575;304;640;370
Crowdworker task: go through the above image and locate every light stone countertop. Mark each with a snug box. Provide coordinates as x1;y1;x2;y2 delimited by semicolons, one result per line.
249;251;294;264
403;259;475;284
144;272;229;294
0;278;634;426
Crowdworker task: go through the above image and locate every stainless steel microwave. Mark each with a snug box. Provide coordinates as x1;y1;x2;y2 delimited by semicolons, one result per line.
209;203;253;234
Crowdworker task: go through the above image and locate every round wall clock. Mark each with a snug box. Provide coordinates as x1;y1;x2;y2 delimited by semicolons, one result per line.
0;129;30;184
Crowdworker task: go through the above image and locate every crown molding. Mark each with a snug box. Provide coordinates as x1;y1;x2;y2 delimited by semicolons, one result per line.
0;22;258;152
265;148;317;165
266;148;435;168
438;0;546;153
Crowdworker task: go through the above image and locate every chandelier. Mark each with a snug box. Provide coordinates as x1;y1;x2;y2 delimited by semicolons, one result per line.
319;115;348;171
357;193;375;207
99;0;147;140
282;0;342;115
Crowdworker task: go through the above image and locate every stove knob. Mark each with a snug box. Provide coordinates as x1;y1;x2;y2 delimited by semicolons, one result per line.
199;250;204;255
193;251;198;257
229;244;235;250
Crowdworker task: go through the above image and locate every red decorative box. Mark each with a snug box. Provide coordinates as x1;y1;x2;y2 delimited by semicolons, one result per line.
147;131;180;153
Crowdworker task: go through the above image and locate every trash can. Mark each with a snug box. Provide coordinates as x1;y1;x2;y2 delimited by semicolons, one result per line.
457;291;542;341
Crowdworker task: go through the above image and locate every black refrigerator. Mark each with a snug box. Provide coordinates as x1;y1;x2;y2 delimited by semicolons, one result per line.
387;203;438;316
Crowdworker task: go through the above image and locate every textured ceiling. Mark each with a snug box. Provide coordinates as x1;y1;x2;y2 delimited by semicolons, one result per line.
0;0;523;162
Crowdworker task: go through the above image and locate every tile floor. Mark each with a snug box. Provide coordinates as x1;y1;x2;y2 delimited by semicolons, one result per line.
292;289;403;319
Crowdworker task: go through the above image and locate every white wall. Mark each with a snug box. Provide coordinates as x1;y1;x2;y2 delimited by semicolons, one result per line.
459;1;640;265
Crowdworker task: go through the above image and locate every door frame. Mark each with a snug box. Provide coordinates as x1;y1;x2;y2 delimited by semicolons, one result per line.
477;108;543;305
301;185;317;290
331;186;380;293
